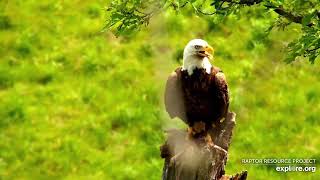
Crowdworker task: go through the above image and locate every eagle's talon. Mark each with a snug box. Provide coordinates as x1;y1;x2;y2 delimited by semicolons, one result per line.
193;121;206;134
205;133;214;147
186;127;195;142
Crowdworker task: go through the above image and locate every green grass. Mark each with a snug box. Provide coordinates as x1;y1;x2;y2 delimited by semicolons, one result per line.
0;0;319;179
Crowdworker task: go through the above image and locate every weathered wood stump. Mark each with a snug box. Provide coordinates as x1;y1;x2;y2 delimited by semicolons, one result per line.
160;112;247;180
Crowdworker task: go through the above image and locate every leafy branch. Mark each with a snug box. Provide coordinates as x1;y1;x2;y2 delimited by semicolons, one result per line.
105;0;320;63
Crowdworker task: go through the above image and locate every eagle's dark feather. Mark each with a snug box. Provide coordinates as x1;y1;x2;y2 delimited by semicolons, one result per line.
164;66;229;128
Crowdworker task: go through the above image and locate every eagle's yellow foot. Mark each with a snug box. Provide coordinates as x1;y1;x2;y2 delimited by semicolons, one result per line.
192;121;206;134
205;133;214;147
186;127;193;141
186;121;206;140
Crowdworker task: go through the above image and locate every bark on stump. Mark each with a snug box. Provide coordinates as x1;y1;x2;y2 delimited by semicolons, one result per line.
160;112;247;180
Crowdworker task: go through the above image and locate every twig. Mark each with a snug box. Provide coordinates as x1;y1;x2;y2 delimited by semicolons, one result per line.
191;3;216;15
222;0;262;6
180;1;189;8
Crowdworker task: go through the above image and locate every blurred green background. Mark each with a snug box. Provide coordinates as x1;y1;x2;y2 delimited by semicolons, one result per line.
0;0;319;179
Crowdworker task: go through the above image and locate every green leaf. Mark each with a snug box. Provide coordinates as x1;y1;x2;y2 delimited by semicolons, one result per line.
302;12;315;26
309;53;317;64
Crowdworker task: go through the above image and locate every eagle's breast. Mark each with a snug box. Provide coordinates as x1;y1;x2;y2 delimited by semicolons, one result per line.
177;67;226;125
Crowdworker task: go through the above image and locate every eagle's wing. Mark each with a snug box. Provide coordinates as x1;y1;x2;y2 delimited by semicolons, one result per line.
213;70;229;118
164;71;187;123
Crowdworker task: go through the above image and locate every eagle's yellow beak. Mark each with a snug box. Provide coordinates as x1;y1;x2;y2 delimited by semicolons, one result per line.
205;45;214;54
196;45;214;59
204;45;214;59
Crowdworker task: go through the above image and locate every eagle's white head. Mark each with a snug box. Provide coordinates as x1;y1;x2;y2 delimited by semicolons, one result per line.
182;39;214;75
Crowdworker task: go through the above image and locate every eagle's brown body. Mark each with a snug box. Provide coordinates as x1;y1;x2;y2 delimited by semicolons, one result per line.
165;66;229;130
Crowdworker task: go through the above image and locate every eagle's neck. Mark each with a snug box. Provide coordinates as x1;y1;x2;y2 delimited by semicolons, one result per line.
182;56;212;76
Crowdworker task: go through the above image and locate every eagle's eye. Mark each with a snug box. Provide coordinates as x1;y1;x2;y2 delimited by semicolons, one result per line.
194;45;201;49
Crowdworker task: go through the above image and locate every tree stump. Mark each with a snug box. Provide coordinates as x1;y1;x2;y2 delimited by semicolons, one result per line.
160;112;247;180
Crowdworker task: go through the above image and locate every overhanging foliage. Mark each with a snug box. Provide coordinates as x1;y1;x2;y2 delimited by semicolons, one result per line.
105;0;320;63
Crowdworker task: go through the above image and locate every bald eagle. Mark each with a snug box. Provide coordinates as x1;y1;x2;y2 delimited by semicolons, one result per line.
164;39;229;144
